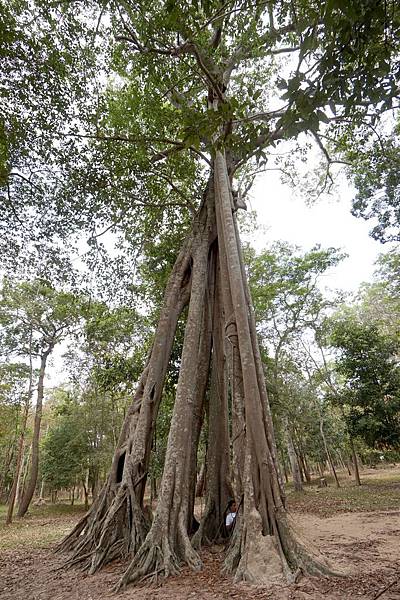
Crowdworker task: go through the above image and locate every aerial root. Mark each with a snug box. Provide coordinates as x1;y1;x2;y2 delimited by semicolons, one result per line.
54;512;90;554
116;536;179;590
116;527;203;590
57;486;149;576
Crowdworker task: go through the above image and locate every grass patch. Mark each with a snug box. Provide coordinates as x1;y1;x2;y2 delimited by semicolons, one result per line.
287;468;400;517
0;502;86;551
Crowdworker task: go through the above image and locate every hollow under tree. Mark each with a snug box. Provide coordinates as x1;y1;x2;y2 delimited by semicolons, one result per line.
58;0;400;589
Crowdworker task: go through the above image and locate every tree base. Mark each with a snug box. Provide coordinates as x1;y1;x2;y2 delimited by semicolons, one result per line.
116;523;203;589
224;508;342;586
56;485;149;573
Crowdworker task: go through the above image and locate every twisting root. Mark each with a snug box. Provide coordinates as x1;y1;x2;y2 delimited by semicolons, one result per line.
116;531;181;590
57;484;149;574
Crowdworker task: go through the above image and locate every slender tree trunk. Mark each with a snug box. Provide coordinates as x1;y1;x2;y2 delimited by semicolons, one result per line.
195;462;206;497
281;451;289;484
350;438;361;486
193;249;233;547
318;418;340;489
285;421;303;492
6;437;26;524
83;470;89;511
150;475;157;502
90;468;99;502
294;431;312;484
16;445;31;506
1;434;17;502
35;479;46;504
187;273;213;537
6;343;34;524
301;453;312;484
18;349;51;517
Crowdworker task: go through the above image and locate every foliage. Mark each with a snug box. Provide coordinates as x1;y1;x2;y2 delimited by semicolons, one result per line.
344;121;400;243
0;278;83;358
329;317;400;449
246;242;342;408
1;0;399;285
83;300;147;391
247;242;343;345
41;396;89;491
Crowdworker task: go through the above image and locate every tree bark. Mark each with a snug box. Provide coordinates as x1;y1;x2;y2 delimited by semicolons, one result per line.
214;151;332;583
6;339;34;524
117;195;214;588
285;421;303;492
193;249;233;548
6;421;28;524
18;347;51;518
318;416;340;489
195;462;206;498
350;438;361;486
60;153;335;587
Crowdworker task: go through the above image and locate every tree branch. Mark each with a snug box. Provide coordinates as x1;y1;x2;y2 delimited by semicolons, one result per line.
270;46;300;54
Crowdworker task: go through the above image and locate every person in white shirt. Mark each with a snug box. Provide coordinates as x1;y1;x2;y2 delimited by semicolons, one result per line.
225;500;237;531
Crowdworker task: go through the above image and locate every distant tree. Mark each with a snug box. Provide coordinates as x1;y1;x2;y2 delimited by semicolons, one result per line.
330;318;400;449
41;397;89;498
0;362;32;505
0;278;83;518
247;242;344;488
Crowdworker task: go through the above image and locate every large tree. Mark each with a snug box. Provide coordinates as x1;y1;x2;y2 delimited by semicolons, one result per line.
54;0;400;589
329;310;400;449
0;0;397;589
246;242;344;490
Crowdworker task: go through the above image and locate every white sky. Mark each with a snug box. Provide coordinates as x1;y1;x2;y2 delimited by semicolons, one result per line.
246;168;387;294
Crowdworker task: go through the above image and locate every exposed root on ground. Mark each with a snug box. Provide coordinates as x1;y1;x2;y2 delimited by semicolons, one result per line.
116;525;203;590
57;485;149;573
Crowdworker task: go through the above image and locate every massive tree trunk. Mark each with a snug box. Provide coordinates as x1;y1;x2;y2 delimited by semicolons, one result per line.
117;192;214;588
57;192;208;573
213;152;331;583
192;249;234;548
18;348;51;518
60;154;333;587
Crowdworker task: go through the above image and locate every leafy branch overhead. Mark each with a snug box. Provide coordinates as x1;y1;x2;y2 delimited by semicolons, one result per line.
1;0;399;270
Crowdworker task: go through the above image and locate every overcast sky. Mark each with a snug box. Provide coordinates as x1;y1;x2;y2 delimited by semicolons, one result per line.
246;168;387;295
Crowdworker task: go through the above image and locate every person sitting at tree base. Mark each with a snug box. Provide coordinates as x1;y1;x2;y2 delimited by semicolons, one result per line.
225;499;237;532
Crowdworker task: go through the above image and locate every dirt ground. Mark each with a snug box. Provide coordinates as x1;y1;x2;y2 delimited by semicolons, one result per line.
1;468;400;600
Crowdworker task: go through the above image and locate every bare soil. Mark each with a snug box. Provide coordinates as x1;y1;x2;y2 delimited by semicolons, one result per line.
1;467;400;600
